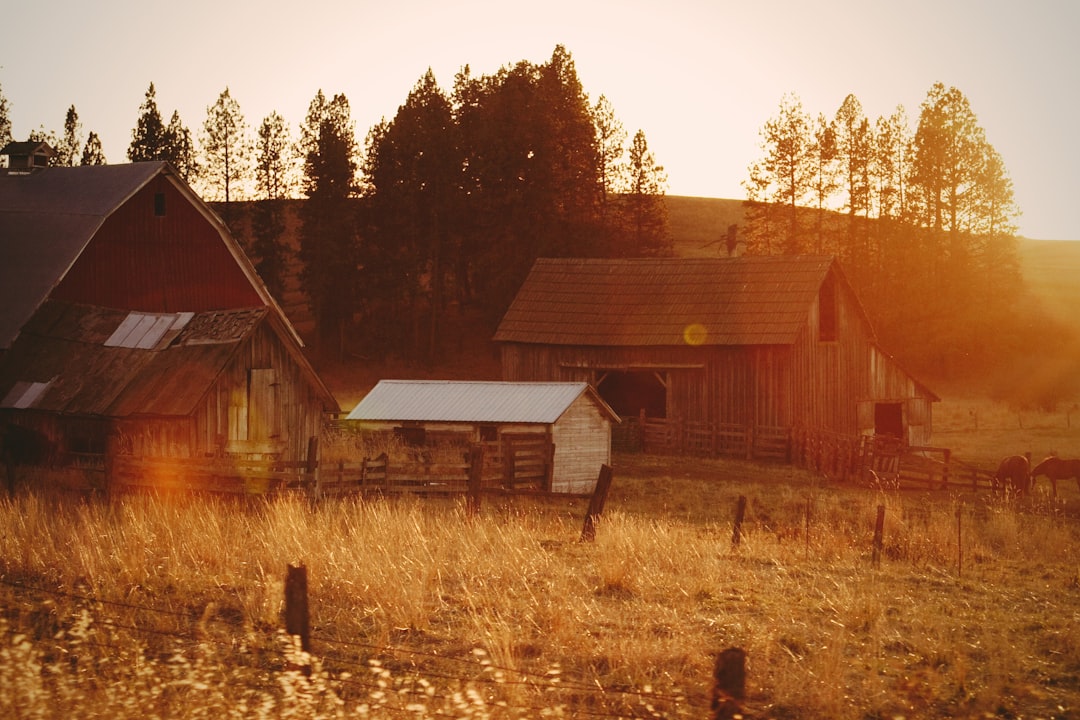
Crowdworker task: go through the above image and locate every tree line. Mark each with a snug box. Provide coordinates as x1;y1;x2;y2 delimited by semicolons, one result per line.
742;86;1075;405
0;46;670;365
2;66;1069;404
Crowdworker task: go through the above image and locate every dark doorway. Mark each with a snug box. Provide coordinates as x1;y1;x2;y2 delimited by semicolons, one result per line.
597;371;666;419
874;403;904;438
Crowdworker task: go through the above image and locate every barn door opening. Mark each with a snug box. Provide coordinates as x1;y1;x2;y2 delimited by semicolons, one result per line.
597;371;666;419
874;402;904;439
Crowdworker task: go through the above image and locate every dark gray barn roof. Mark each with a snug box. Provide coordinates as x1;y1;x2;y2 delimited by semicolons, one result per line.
494;256;867;347
346;380;619;424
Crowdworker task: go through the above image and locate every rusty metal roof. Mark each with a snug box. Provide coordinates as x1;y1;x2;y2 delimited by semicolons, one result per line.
493;256;847;346
346;380;619;424
0;300;266;417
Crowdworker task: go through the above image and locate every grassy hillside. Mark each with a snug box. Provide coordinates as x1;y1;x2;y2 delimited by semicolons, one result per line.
1016;237;1080;330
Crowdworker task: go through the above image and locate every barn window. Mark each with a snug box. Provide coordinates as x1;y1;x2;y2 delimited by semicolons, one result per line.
479;425;498;442
154;192;166;216
819;274;837;342
874;402;904;438
597;371;666;419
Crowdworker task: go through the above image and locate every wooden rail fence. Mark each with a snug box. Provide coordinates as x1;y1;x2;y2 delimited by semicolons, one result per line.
99;435;565;499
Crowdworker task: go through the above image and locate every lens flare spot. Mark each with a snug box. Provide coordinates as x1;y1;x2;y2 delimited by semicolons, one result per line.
683;323;707;346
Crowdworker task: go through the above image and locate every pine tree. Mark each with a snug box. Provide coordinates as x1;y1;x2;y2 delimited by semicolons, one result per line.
362;69;458;361
80;132;107;165
0;82;13;154
56;105;83;166
201;87;250;204
745;93;814;253
128;83;167;162
164;111;198;181
298;90;359;359
255;111;295;200
620;129;670;257
249;111;296;301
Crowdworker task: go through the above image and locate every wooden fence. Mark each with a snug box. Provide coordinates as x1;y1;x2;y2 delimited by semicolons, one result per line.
615;415;1002;493
101;434;562;499
614;414;792;462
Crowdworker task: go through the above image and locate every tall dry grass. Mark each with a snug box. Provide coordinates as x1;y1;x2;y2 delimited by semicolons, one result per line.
2;453;1080;718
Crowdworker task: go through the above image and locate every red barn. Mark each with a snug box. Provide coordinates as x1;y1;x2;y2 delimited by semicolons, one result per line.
0;157;338;488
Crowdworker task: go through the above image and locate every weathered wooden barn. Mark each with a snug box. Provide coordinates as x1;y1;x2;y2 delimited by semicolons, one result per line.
346;380;619;493
494;257;937;454
0;158;338;486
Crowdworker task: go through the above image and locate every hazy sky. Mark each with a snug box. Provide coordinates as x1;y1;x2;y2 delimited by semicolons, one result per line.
5;0;1078;239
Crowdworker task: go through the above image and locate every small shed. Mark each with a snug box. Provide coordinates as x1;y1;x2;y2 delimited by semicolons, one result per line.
346;380;619;493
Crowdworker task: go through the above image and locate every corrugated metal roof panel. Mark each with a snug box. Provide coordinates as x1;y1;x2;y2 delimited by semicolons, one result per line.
346;380;609;424
493;256;834;346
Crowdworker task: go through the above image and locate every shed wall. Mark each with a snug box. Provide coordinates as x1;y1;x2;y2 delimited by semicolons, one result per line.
550;395;611;493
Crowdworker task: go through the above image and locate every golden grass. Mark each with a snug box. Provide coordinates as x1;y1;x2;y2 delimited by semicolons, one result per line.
2;454;1080;719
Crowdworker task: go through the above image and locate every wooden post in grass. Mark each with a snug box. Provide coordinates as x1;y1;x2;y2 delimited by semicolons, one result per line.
872;505;886;567
710;647;746;720
306;436;320;502
731;495;747;548
956;504;963;577
285;564;311;656
580;464;613;542
467;444;484;518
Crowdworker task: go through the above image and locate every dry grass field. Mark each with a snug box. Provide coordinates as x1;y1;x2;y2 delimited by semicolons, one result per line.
5;203;1078;717
2;450;1080;719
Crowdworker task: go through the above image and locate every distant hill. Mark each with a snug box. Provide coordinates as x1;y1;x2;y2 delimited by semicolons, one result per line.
664;196;746;257
664;195;1080;334
1015;238;1080;331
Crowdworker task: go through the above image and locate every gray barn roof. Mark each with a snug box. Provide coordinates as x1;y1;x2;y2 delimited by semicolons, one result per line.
494;256;869;347
346;380;619;424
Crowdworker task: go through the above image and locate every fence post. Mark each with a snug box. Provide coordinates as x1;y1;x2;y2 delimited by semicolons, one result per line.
710;647;746;720
285;564;312;669
467;444;484;518
580;464;614;542
872;505;886;567
731;495;747;548
306;436;320;502
956;504;963;577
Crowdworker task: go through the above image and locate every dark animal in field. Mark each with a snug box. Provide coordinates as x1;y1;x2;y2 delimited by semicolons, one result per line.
1030;456;1080;496
994;455;1032;495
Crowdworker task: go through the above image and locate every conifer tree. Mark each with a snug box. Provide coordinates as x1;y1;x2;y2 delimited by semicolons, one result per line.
56;105;82;166
0;82;11;152
201;87;250;204
298;90;359;359
80;132;107;165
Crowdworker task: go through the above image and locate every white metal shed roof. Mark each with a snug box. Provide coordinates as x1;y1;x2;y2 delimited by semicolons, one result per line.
345;380;618;424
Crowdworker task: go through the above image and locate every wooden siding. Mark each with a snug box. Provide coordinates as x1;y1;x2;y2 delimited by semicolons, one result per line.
51;178;262;312
550;394;611;493
501;267;935;443
192;321;329;462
